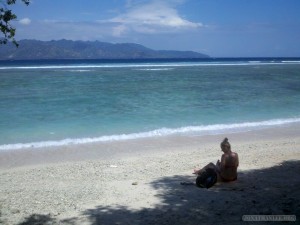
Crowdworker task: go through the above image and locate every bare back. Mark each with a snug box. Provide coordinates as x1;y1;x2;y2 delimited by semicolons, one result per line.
220;152;239;181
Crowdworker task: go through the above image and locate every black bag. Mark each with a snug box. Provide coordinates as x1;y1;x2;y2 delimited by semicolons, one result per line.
196;167;217;189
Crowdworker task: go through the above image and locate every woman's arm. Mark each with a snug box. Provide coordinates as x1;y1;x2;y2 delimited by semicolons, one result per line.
220;154;226;169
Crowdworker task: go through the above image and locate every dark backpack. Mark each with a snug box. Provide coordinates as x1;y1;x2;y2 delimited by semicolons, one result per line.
196;168;217;189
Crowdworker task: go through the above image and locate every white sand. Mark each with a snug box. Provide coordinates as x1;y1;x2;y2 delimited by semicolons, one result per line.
0;124;300;224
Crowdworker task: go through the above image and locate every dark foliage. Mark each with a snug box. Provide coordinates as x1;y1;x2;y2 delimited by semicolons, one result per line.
0;0;30;47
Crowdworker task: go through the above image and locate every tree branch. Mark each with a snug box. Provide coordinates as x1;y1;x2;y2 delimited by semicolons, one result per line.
0;0;30;47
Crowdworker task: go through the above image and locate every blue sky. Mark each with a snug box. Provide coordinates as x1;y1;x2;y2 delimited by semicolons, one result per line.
11;0;300;57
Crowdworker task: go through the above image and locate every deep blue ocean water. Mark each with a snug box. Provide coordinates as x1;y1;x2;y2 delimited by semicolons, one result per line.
0;58;300;150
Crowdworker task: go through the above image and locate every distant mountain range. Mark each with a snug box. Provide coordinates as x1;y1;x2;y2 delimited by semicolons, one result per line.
0;39;209;60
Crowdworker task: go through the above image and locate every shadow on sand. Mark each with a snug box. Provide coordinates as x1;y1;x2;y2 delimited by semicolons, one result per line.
17;160;300;225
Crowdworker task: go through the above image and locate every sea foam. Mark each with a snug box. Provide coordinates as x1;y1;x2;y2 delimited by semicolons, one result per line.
1;117;299;151
1;60;300;70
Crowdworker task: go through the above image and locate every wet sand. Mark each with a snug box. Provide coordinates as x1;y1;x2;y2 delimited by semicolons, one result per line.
0;124;300;224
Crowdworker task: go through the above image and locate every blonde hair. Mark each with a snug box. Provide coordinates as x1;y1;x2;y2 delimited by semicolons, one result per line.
221;137;231;151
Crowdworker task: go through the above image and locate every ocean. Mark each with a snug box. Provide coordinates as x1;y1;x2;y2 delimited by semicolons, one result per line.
0;58;300;150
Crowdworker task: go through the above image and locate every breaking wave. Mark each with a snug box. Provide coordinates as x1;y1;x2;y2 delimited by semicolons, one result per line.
1;117;299;151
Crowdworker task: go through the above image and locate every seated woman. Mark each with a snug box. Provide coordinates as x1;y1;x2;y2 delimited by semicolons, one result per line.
194;137;239;182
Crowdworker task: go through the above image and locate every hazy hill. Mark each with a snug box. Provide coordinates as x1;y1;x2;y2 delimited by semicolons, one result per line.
0;39;209;60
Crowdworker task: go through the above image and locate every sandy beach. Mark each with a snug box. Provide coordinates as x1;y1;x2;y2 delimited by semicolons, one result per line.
0;124;299;225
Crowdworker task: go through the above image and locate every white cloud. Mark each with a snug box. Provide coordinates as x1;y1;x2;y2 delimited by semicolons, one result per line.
100;0;202;36
15;1;203;41
19;18;31;25
112;25;127;37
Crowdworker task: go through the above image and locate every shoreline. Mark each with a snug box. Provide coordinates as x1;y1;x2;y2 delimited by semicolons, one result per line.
1;117;300;151
0;123;299;170
0;123;299;224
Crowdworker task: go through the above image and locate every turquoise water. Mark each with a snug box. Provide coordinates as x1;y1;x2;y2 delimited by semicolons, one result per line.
0;59;300;149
